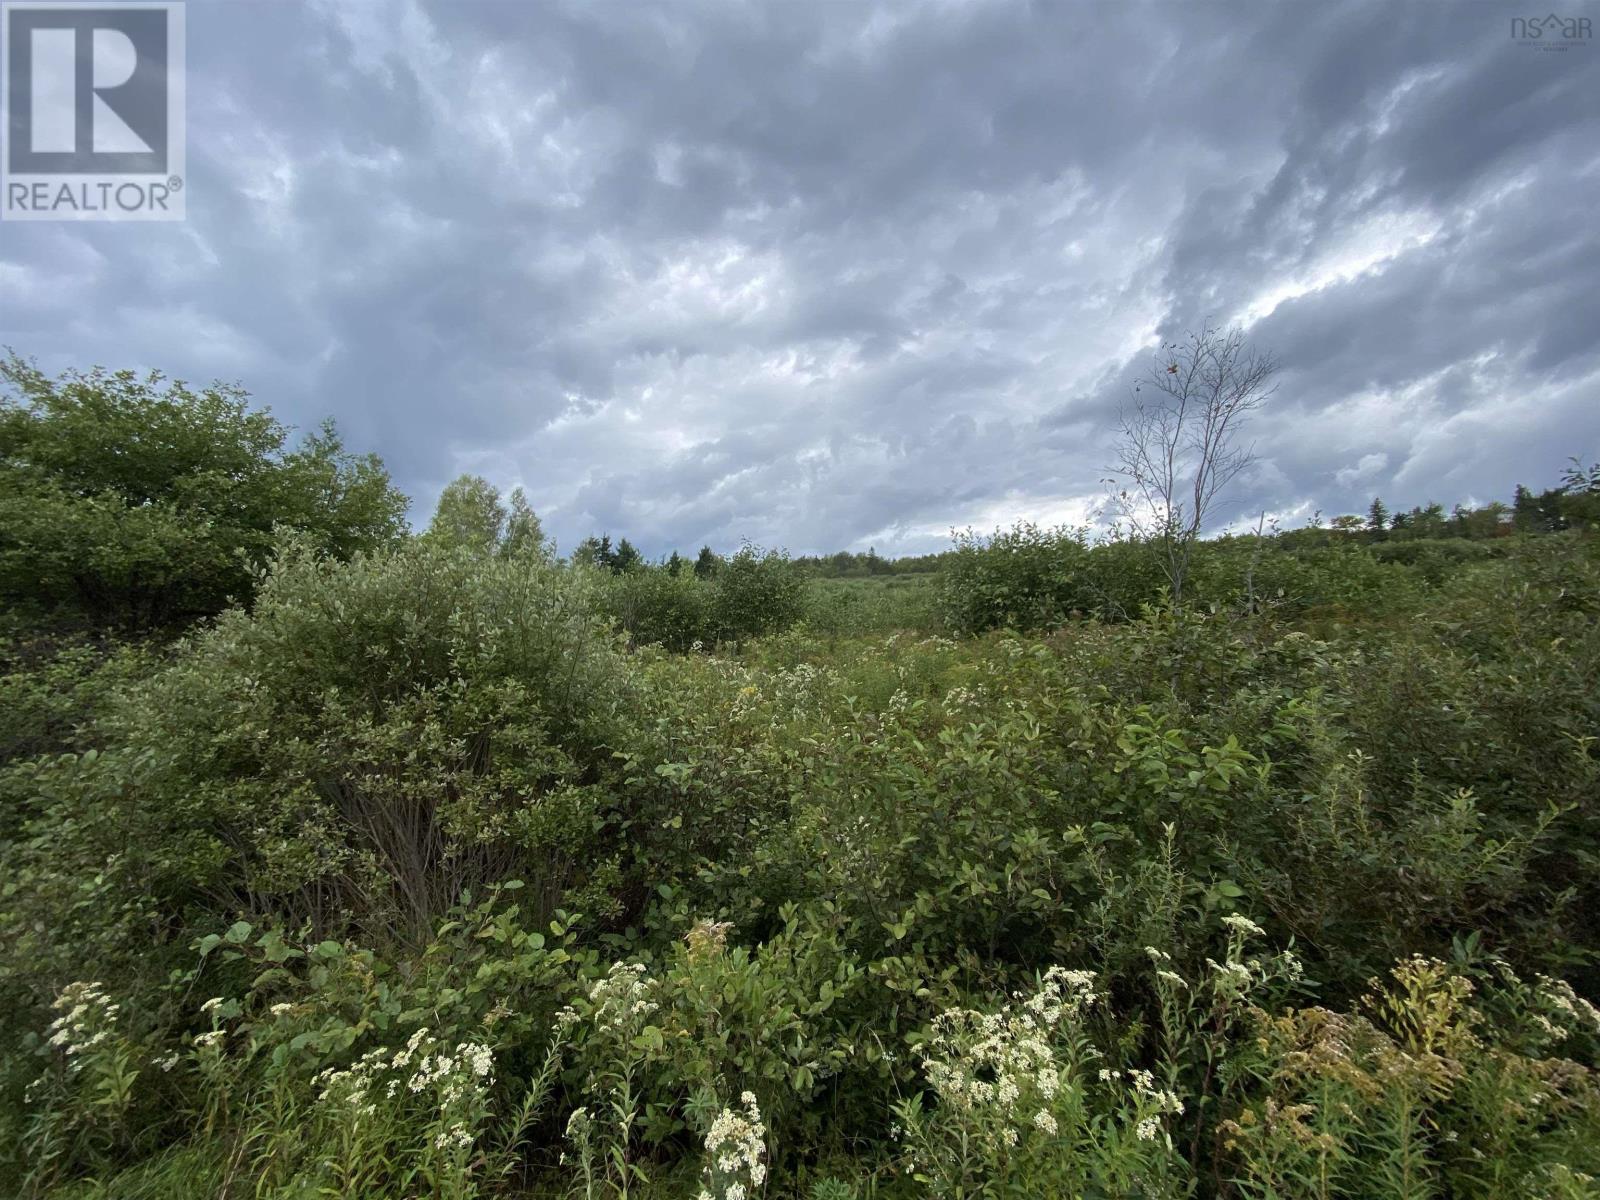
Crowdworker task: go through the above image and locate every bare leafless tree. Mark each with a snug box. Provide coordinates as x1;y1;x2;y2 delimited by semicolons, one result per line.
1113;323;1277;605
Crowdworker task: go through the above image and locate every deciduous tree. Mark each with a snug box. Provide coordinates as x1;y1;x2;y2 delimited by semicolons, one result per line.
1112;324;1277;604
0;355;406;628
426;474;506;552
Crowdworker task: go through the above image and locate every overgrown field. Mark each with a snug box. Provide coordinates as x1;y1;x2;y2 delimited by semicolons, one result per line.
4;363;1600;1198
5;532;1600;1199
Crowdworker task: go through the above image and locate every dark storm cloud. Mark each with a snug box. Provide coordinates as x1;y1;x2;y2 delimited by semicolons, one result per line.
3;0;1596;554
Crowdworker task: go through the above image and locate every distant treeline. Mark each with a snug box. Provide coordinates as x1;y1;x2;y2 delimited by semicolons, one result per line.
583;461;1600;580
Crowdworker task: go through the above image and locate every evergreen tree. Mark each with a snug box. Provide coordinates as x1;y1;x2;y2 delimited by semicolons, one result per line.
1410;503;1446;538
1533;489;1569;533
613;538;643;574
693;545;721;579
1367;497;1389;535
1512;484;1542;533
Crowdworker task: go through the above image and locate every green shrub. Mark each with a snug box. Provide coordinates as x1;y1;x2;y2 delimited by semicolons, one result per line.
0;537;634;991
0;634;156;769
1371;536;1504;584
937;523;1093;633
0;357;407;629
604;568;711;652
708;544;805;643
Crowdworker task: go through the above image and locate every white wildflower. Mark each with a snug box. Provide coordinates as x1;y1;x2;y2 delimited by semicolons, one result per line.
45;982;124;1070
701;1092;766;1200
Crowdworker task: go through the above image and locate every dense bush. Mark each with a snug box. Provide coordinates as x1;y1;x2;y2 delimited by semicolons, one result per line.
1370;535;1506;584
0;633;156;768
707;544;806;644
0;537;635;1033
937;523;1095;634
598;546;806;651
621;543;1600;997
937;523;1489;633
0;358;407;629
604;566;714;652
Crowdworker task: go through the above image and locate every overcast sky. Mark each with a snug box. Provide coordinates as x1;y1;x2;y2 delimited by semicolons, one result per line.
4;0;1598;556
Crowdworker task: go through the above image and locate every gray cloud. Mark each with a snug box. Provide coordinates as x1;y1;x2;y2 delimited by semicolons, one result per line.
3;0;1597;555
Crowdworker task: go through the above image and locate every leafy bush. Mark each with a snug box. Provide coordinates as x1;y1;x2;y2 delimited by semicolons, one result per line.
0;633;155;768
0;357;407;629
708;544;805;643
603;568;712;652
939;526;1496;632
1371;536;1504;584
937;523;1093;634
0;537;634;1017
596;546;806;652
